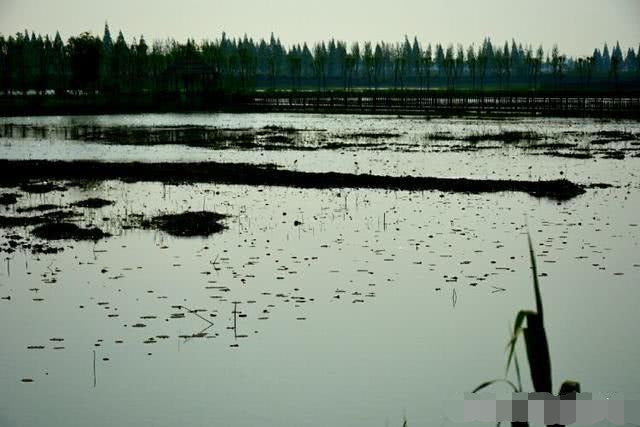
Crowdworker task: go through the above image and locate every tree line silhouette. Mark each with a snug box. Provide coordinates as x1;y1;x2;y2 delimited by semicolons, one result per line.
1;23;639;97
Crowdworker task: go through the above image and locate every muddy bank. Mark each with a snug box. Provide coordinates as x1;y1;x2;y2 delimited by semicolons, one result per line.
0;159;586;200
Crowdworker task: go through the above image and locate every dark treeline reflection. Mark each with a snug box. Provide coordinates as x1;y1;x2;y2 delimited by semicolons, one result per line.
1;23;639;96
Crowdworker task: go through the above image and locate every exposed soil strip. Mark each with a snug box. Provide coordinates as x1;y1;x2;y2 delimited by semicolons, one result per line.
0;160;586;200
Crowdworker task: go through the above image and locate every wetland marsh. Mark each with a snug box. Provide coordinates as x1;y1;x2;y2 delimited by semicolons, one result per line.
1;113;639;426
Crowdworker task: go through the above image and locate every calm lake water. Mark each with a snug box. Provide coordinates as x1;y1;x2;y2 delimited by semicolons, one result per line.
1;113;639;426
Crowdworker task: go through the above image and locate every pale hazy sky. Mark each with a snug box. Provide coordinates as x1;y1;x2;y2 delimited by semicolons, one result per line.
1;0;639;55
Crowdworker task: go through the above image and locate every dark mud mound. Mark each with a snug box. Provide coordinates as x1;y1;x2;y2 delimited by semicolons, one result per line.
71;198;114;208
31;222;110;241
145;211;227;237
0;193;20;206
525;179;586;200
0;159;587;201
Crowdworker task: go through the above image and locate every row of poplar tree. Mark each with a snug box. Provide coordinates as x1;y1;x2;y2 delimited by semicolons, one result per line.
1;23;639;95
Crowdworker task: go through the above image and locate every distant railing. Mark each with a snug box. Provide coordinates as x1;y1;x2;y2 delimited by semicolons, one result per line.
247;91;640;117
1;90;638;117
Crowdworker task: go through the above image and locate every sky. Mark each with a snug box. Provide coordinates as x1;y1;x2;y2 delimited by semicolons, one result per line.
1;0;639;56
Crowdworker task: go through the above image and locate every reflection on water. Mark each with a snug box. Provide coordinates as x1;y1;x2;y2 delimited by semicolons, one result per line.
0;113;639;427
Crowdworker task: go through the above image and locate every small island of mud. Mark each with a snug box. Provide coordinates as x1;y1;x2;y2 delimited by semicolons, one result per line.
31;223;111;241
143;211;227;237
71;198;115;208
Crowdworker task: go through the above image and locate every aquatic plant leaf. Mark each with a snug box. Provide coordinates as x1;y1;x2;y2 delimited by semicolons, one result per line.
513;351;523;393
506;310;534;374
523;312;552;393
472;379;519;393
522;234;552;393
